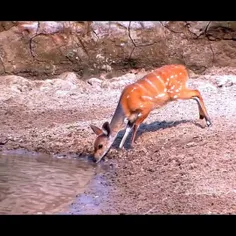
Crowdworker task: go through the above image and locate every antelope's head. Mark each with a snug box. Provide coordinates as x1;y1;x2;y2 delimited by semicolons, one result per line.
90;121;114;163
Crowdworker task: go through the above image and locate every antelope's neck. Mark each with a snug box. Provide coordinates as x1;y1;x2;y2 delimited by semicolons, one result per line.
110;100;126;135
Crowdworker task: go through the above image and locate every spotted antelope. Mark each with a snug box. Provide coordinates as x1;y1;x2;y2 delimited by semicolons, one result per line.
90;64;212;163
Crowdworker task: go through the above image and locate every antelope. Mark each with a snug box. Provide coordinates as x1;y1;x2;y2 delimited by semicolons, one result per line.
90;64;212;163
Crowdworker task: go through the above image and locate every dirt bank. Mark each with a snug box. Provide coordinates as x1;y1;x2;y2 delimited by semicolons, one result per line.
1;67;236;214
2;21;236;79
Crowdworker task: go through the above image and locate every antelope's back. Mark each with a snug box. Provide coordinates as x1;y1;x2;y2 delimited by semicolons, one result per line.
143;64;188;84
133;65;189;96
153;64;188;82
119;64;189;113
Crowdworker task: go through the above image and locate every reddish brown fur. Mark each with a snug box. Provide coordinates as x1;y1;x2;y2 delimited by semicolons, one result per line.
119;64;211;145
90;64;212;163
121;65;187;115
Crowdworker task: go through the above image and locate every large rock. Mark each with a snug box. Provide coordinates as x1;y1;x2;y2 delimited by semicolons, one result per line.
0;21;236;79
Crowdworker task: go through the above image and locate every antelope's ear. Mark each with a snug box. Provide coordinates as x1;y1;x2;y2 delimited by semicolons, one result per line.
102;121;111;137
90;124;103;135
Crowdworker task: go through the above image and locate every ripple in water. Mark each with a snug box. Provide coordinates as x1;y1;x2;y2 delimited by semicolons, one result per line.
0;151;96;214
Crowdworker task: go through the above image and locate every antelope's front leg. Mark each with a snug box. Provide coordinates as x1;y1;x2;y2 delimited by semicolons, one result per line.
119;122;134;149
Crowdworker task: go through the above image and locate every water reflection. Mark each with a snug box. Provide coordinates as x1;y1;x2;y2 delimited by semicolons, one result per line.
0;151;96;214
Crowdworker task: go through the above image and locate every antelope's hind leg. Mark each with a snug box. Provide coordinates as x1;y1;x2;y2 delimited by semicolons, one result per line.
178;88;212;127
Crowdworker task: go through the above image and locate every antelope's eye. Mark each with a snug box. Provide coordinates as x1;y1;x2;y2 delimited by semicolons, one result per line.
98;144;103;149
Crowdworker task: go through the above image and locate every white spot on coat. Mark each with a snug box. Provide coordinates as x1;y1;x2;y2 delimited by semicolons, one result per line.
141;95;153;101
156;93;165;98
153;72;165;86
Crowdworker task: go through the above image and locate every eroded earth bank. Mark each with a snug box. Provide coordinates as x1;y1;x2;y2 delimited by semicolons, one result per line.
1;66;236;214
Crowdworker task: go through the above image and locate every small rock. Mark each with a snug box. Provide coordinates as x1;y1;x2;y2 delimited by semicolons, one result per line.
57;72;79;84
86;78;102;89
215;75;236;87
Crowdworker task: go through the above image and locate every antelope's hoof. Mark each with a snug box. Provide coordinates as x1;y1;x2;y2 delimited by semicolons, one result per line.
206;119;212;127
129;144;134;149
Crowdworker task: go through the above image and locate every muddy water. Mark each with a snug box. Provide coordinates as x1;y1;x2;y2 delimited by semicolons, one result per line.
0;151;96;215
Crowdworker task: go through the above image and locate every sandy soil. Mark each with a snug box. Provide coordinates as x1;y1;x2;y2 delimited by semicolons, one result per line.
1;67;236;214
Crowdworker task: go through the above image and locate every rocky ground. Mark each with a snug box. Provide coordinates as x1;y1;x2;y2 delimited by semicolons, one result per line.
1;66;236;214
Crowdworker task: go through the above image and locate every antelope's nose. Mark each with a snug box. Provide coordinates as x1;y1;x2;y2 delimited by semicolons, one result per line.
91;156;97;163
88;154;97;163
